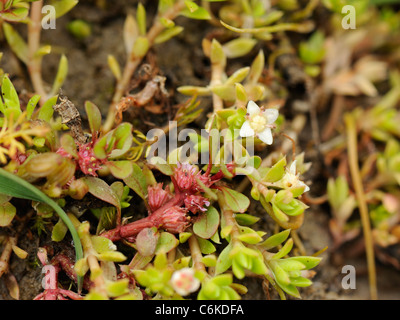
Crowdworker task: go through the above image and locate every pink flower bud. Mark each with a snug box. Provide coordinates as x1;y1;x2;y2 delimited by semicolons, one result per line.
158;206;189;234
77;142;103;176
184;194;210;214
148;183;173;213
173;163;201;193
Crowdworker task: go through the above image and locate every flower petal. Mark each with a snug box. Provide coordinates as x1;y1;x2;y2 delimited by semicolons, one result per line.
263;108;279;124
257;128;273;145
289;160;297;175
240;121;255;137
247;100;260;116
301;182;310;192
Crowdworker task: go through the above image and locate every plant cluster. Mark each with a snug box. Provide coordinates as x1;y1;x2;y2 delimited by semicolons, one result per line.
1;0;399;301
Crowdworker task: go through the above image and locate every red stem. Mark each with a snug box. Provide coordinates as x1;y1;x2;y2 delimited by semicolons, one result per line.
100;166;234;242
101;191;184;242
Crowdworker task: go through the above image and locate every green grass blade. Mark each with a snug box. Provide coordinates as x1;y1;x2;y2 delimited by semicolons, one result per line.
0;168;84;291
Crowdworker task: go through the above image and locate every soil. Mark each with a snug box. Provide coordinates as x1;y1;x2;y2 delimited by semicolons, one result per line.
1;0;400;300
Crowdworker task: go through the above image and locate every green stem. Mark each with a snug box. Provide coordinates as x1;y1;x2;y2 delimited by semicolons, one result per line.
27;0;47;105
187;233;206;273
344;113;378;300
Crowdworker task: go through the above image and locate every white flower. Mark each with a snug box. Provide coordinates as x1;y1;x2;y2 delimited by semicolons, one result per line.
239;100;279;145
170;267;200;296
279;160;310;193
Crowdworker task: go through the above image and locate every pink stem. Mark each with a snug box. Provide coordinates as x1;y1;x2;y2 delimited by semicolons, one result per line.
58;289;83;300
101;192;184;241
52;254;92;290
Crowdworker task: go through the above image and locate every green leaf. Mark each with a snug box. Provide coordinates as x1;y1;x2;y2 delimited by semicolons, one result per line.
123;14;139;55
50;55;68;96
107;160;133;179
136;3;147;36
285;256;322;270
3;22;28;64
26;95;41;120
67;19;92;40
278;260;306;272
148;157;174;176
177;85;211;96
0;202;16;227
211;84;236;101
155;232;179;254
91;236;117;253
210;39;226;66
197;237;216;254
180;6;211;19
247;50;265;85
202;254;217;267
34;45;52;58
235;213;260;226
94;123;133;159
97;251;127;262
215;241;233;274
1;75;21;119
184;0;199;12
273;239;294;259
37;95;58;121
123;163;148;202
82;177;121;213
60;133;78;158
225;67;250;85
106;278;129;298
0;2;29;22
110;123;133;158
193;206;220;239
179;232;192;243
154;26;184;44
51;0;79;18
223;38;257;59
237;231;263;244
263;157;287;182
84;101;102;134
132;36;149;58
219;187;250;213
95;207;118;233
0;168;83;290
0;194;11;206
290;276;312;287
271;261;290;286
107;54;121;80
260;229;291;250
51;218;68;242
136;227;159;256
299;31;326;65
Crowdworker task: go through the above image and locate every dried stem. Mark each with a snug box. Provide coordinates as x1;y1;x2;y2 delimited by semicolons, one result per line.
28;0;47;104
344;113;378;300
0;236;17;278
103;1;186;132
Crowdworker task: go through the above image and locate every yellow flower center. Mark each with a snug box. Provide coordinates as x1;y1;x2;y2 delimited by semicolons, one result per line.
249;115;267;133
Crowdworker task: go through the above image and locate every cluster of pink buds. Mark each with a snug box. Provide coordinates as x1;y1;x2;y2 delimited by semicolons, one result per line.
101;162;235;242
148;183;173;213
184;195;210;214
57;141;105;177
155;206;189;234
